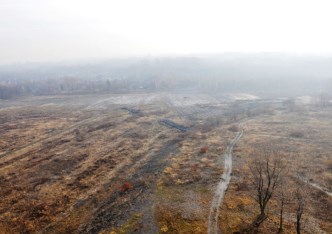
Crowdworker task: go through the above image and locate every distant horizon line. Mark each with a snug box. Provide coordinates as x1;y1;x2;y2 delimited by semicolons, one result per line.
1;51;332;66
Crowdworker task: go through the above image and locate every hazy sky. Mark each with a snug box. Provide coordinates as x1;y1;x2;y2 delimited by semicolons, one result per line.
1;0;332;64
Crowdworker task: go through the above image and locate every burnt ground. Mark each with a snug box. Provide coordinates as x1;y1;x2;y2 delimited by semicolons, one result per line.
0;93;331;234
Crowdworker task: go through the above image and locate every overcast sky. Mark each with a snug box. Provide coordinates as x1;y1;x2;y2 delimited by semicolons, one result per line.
1;0;332;64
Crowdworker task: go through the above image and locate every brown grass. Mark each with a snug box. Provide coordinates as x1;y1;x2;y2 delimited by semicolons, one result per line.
0;96;331;233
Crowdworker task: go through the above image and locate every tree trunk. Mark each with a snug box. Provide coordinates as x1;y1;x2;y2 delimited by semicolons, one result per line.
278;199;284;233
254;213;267;227
296;214;301;234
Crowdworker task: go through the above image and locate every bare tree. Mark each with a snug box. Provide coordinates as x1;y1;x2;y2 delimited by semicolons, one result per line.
295;185;306;234
277;177;286;233
249;146;283;228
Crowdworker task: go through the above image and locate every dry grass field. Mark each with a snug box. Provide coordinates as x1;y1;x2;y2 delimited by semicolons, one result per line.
0;93;331;233
221;110;332;234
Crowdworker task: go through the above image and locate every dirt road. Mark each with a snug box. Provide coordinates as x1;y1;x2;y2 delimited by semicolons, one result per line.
208;123;243;234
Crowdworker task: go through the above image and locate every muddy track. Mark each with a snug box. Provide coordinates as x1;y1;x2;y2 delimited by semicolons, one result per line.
208;123;243;234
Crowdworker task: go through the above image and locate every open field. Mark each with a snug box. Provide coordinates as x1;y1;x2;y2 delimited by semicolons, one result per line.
221;110;332;234
0;93;331;233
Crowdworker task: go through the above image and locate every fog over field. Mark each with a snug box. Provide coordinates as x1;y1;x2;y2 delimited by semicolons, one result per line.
0;1;332;234
1;0;332;98
1;54;332;99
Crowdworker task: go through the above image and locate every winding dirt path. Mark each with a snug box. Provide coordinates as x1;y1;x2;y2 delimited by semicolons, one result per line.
300;178;332;197
208;123;243;234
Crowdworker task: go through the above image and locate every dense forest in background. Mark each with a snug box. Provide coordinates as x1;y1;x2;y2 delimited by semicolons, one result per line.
1;53;332;99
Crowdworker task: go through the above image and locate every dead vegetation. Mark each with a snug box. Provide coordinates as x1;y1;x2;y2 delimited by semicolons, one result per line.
0;95;331;233
221;108;332;234
248;146;284;231
289;131;305;138
228;125;240;132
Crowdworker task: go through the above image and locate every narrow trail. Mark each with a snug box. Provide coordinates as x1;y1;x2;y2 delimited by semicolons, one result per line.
300;178;332;197
208;123;243;234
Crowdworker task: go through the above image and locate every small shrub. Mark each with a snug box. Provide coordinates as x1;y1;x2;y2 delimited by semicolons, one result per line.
327;160;332;172
235;181;249;191
290;131;304;138
121;182;133;192
200;147;208;154
228;125;239;132
191;163;200;172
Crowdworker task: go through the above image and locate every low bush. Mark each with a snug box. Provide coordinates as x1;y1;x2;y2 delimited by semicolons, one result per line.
228;125;239;132
200;147;208;154
289;131;304;138
121;182;133;192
